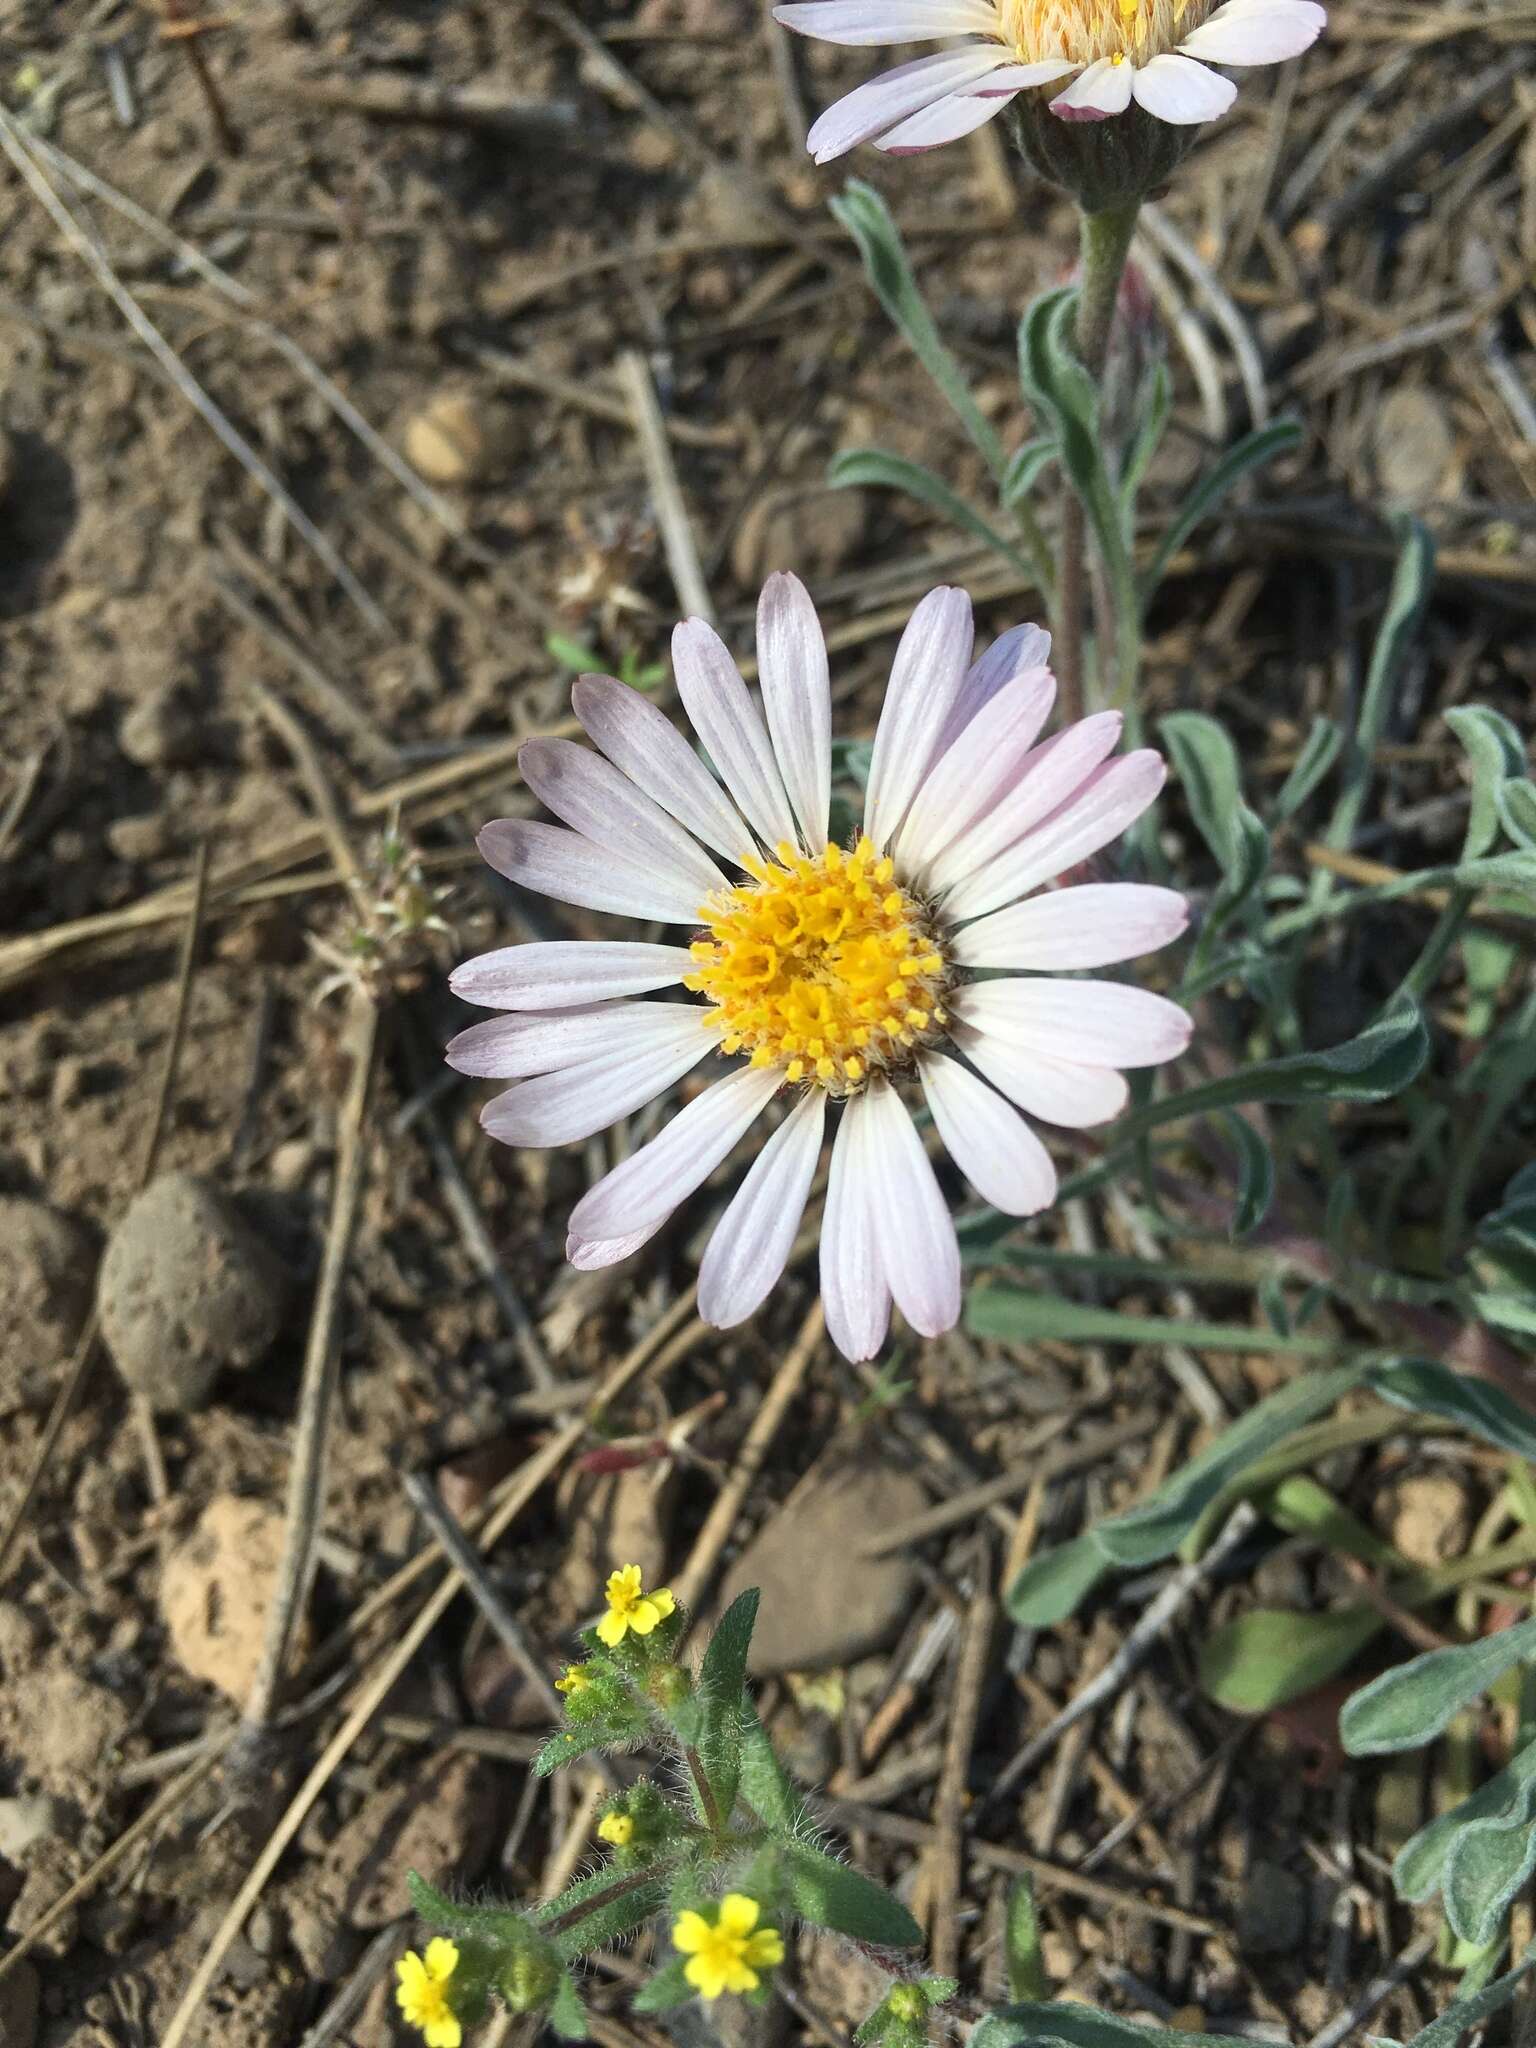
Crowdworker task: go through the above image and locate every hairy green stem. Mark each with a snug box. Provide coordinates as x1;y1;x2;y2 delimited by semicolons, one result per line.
1056;199;1140;723
541;1859;681;1940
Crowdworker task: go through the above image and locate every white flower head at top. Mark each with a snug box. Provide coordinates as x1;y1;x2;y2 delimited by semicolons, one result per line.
448;576;1191;1362
773;0;1326;159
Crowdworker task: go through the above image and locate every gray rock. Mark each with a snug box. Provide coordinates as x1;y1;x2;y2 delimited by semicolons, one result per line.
0;1795;61;1862
718;1462;930;1676
98;1173;287;1411
0;1197;96;1411
1238;1858;1308;1957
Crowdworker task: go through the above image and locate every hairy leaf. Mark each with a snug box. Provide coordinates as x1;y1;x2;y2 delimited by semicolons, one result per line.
1341;1614;1536;1756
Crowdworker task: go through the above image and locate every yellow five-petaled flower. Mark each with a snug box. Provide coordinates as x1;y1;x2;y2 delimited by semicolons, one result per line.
598;1811;636;1847
673;1895;785;2001
597;1563;676;1648
396;1937;463;2048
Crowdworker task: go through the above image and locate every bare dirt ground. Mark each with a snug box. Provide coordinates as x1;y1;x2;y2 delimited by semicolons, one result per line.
1;2;1534;2044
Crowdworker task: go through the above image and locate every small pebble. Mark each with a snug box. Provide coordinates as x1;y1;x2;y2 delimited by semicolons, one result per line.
98;1172;287;1410
119;685;200;768
403;391;514;486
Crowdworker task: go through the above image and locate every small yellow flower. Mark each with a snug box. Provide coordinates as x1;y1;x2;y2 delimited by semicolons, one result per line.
555;1664;590;1695
597;1564;676;1648
598;1811;636;1847
673;1894;785;2001
396;1937;463;2048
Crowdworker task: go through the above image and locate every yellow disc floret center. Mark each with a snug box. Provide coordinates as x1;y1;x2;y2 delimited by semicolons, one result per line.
997;0;1209;66
687;838;947;1094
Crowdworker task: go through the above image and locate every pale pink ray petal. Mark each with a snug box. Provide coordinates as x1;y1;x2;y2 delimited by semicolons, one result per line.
862;1079;962;1339
446;1001;703;1079
953;1019;1130;1128
952;883;1189;971
806;48;1010;164
672;619;800;852
943;749;1166;921
571;675;757;866
450;940;694;1012
896;668;1057;876
875;86;1013;152
519;737;726;901
773;0;998;45
477;819;712;924
568;1065;783;1243
862;585;973;852
926;711;1124;897
1130;52;1236;120
821;1091;891;1362
965;59;1077;92
1179;0;1326;64
959;978;1193;1068
698;1091;826;1327
481;1028;715;1148
920;1052;1057;1216
756;572;831;851
1051;55;1135;119
567;1219;668;1272
936;623;1053;750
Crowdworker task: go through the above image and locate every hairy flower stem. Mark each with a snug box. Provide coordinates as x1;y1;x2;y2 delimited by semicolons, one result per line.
1056;199;1141;724
542;1859;682;1940
686;1746;726;1837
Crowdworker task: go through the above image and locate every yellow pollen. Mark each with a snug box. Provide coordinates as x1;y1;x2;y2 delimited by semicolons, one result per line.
995;0;1213;67
685;838;947;1094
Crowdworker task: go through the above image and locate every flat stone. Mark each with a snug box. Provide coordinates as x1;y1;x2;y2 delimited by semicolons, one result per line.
98;1172;287;1410
718;1462;930;1676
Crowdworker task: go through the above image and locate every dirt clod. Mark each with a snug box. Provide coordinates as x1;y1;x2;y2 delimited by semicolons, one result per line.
718;1463;929;1675
98;1173;287;1411
119;684;202;769
0;1196;96;1412
1238;1860;1309;1957
403;391;514;486
160;1495;298;1703
0;1794;61;1862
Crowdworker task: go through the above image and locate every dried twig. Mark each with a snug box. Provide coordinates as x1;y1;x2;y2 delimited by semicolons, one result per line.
616;348;715;626
926;1552;995;1977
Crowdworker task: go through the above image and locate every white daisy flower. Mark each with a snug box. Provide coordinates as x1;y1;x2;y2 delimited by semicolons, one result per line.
773;0;1327;159
449;576;1190;1362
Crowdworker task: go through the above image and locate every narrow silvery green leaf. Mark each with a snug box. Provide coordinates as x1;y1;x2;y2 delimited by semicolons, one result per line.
974;2004;1254;2048
1386;1946;1536;2048
832;181;1004;480
1274;716;1343;822
1198;1605;1381;1713
1138;419;1301;605
1497;779;1536;850
967;1288;1347;1356
1323;515;1435;857
829;448;1034;580
1117;360;1171;513
1116;992;1428;1143
1005;1534;1109;1627
1001;437;1057;506
1091;1366;1364;1566
1340;1614;1536;1756
1221;1110;1274;1238
1444;705;1526;859
1444;1776;1536;1944
1368;1358;1536;1460
1161;711;1270;932
1394;1736;1536;1901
